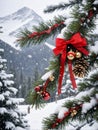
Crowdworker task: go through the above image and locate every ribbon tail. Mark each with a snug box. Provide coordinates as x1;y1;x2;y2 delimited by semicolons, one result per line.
68;60;77;89
43;78;50;92
58;52;66;95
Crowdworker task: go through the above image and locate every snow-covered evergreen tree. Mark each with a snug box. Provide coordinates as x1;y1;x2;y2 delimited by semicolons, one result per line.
0;48;30;130
17;0;98;129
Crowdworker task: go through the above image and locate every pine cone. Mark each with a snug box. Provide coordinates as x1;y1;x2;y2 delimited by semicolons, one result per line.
73;58;89;78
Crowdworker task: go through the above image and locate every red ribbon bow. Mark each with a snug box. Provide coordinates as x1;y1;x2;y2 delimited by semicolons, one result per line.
53;32;89;95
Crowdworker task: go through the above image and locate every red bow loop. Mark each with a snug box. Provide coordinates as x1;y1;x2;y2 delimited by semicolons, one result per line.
53;32;89;56
53;38;68;56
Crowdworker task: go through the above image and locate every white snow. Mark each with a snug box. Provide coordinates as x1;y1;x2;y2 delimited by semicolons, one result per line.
81;121;98;130
0;94;5;101
0;58;7;63
41;70;54;81
15;127;27;130
90;41;98;54
96;94;98;99
0;65;3;69
0;107;7;114
27;55;32;58
74;88;94;100
58;107;68;119
10;111;19;118
45;42;55;50
3;91;10;97
0;48;4;52
8;87;18;94
82;98;97;113
4;80;14;86
5;122;15;130
19;97;98;130
94;0;98;4
0;71;13;79
9;98;24;104
19;99;66;130
0;7;42;50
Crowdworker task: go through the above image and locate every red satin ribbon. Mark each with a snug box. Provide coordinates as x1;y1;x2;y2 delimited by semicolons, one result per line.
43;78;50;92
53;32;89;95
68;60;77;89
52;104;82;128
28;22;64;38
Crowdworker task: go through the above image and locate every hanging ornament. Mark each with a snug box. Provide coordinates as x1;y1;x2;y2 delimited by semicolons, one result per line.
41;91;50;100
34;85;42;93
34;78;51;100
53;32;89;95
75;51;82;58
71;109;77;117
73;57;89;78
49;75;55;81
67;49;75;60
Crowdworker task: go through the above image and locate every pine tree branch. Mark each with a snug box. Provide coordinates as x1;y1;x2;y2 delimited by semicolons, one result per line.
27;0;98;109
42;102;98;130
44;0;83;13
31;57;60;109
17;16;66;47
42;68;98;129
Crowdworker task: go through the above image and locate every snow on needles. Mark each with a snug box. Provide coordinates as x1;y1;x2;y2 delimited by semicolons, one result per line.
0;107;7;114
41;70;54;80
5;122;15;130
82;98;97;114
58;107;68;119
90;41;98;54
0;94;5;101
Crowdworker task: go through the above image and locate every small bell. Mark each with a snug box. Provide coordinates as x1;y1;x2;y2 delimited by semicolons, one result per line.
49;75;55;81
67;50;75;60
76;51;82;58
71;109;77;117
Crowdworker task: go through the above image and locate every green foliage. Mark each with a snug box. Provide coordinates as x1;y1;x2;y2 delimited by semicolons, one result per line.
78;71;98;92
42;114;58;129
31;92;46;109
17;16;66;47
26;56;60;108
17;0;98;129
44;0;83;13
89;52;98;66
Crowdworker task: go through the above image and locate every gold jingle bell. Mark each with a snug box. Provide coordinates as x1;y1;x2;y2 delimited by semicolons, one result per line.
76;51;82;58
49;75;55;81
67;50;75;60
71;109;77;117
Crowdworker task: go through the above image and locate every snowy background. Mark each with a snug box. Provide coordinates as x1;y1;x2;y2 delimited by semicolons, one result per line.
0;0;98;130
19;99;75;130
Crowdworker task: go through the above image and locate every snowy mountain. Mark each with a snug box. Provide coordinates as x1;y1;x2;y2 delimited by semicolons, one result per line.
0;7;53;77
0;7;54;98
0;7;43;49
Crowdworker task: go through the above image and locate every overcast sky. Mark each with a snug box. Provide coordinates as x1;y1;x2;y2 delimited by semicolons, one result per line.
0;0;68;20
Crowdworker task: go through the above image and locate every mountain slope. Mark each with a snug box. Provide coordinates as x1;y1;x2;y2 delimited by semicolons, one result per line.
0;7;43;49
0;39;53;77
